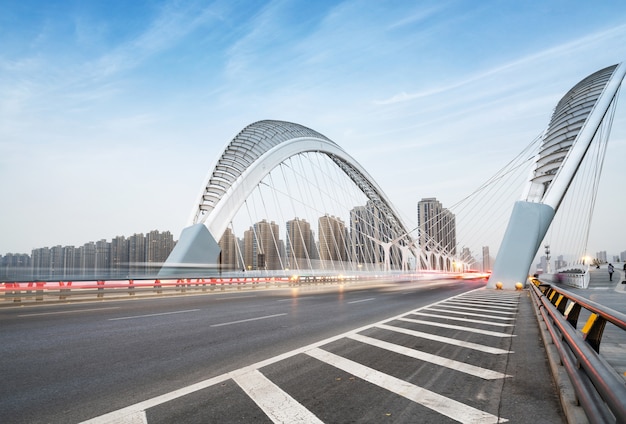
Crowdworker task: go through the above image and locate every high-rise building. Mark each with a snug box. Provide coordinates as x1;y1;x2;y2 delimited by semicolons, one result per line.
95;239;111;277
482;246;491;272
0;253;31;280
596;251;607;263
31;247;51;279
243;220;281;270
80;242;96;278
286;218;311;269
110;236;129;277
128;233;145;274
319;215;348;263
219;227;239;271
255;220;281;270
417;197;456;256
244;227;255;270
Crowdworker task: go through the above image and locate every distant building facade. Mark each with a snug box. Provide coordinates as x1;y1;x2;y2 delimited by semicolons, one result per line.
1;230;175;280
417;198;456;256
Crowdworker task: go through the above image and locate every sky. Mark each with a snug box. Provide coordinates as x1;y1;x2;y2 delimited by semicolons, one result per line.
1;0;626;260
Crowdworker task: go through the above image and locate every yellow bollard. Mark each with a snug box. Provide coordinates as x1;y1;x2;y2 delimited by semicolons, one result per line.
515;282;523;290
495;281;503;290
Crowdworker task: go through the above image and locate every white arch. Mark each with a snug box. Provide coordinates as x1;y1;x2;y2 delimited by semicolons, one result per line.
163;120;413;273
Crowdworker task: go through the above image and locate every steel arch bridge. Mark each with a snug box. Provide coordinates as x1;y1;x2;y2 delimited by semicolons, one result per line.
160;120;430;276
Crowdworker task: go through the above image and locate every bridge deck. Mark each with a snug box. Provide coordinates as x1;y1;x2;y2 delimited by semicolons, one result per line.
84;288;567;424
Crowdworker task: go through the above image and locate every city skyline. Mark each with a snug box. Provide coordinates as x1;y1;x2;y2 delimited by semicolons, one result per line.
1;1;626;257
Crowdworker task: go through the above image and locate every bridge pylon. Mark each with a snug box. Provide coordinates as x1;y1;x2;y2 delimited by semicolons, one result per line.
488;63;626;289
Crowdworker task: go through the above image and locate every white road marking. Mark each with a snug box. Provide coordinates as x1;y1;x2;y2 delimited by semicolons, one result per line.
435;304;517;315
348;333;511;380
108;309;200;321
377;323;511;354
426;307;515;321
398;317;514;337
210;313;286;327
81;287;514;423
234;370;324;423
18;307;120;317
276;296;322;302
214;295;258;300
347;297;375;304
445;300;518;311
411;311;514;327
307;348;506;423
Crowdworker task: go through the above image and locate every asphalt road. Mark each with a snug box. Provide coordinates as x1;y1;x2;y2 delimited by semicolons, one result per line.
0;278;486;423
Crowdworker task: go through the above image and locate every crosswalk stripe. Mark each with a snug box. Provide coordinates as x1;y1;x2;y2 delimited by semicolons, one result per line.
377;323;511;354
307;348;506;424
234;370;324;424
435;304;517;315
411;311;514;327
399;317;514;337
445;300;518;310
426;307;515;320
460;295;519;303
348;333;511;380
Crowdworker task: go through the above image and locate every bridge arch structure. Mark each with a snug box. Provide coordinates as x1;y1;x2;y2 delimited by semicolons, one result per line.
161;120;419;276
488;63;626;289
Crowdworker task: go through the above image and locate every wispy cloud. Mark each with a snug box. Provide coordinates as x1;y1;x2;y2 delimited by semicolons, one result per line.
374;22;626;106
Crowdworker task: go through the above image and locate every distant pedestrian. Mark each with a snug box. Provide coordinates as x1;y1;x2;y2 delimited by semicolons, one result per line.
608;263;614;281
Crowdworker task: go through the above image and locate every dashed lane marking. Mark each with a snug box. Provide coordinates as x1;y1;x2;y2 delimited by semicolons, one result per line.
108;309;200;321
18;307;121;317
348;297;376;304
210;313;287;327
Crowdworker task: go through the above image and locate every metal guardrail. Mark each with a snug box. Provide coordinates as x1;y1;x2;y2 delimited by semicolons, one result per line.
529;281;626;424
0;277;340;304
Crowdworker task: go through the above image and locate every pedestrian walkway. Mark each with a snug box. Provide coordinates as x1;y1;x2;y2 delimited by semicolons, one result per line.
83;288;565;423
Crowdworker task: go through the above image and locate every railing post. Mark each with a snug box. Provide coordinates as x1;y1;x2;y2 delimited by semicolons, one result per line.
36;282;44;302
582;314;607;353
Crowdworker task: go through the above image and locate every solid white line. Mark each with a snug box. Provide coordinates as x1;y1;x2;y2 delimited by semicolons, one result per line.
426;307;515;321
377;324;511;354
108;309;200;321
19;307;120;317
234;370;324;423
410;312;514;327
307;348;505;423
348;297;375;304
348;333;511;380
398;317;514;338
210;313;286;327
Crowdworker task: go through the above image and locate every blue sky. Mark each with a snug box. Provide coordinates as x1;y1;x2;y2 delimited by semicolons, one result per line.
1;0;626;259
